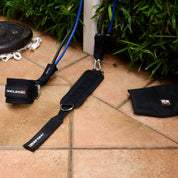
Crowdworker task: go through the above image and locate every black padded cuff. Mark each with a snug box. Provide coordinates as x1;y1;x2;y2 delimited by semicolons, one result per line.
5;78;39;104
60;70;104;108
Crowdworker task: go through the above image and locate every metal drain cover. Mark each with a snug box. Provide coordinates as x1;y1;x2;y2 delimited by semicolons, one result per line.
0;21;33;54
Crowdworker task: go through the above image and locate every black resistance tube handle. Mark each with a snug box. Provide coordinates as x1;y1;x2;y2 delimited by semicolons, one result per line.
36;63;58;86
94;33;112;61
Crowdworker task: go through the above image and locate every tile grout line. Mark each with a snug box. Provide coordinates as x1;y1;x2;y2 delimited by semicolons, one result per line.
71;146;178;150
55;54;91;86
116;78;156;109
23;56;45;69
22;56;72;85
92;95;178;145
0;146;24;150
57;54;89;72
23;54;89;86
0;146;70;150
55;75;73;86
68;111;74;178
1;146;177;151
116;97;130;109
23;53;89;73
92;95;118;110
117;108;178;144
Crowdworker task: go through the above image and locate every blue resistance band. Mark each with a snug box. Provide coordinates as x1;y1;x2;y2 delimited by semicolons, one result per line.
55;0;116;65
55;0;83;65
108;0;116;33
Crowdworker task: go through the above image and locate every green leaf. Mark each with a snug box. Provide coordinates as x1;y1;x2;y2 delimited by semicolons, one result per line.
118;40;140;47
108;4;112;21
139;5;149;12
154;0;163;10
173;38;178;43
152;35;178;38
114;47;129;54
172;14;176;31
145;60;160;70
148;62;162;79
7;9;12;20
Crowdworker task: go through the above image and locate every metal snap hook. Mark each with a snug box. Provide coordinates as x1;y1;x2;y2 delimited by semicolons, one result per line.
93;59;101;71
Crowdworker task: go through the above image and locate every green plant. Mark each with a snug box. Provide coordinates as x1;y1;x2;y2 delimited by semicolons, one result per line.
95;0;178;78
0;0;81;42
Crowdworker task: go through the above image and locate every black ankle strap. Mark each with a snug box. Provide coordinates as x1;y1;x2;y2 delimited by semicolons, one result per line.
24;70;104;151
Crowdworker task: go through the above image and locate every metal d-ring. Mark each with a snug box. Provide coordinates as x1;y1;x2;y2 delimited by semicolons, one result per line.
93;59;101;71
60;104;74;111
35;84;40;98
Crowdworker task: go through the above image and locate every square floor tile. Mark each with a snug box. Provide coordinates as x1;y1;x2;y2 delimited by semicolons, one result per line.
72;97;177;148
73;149;178;178
0;58;44;84
0;150;69;178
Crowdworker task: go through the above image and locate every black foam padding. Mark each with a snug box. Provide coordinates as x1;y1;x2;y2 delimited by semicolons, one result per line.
5;78;38;104
128;83;178;118
60;70;104;108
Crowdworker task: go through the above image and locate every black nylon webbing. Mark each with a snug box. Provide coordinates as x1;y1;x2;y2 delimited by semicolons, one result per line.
23;110;68;152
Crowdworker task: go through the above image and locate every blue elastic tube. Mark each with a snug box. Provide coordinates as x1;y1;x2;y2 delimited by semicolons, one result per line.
55;0;83;65
108;0;116;33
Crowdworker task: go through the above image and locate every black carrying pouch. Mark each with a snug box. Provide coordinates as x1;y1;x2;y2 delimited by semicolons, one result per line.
23;69;104;152
128;83;178;118
5;78;39;104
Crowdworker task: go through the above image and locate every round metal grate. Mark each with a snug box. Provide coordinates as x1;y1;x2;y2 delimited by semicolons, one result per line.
0;21;33;54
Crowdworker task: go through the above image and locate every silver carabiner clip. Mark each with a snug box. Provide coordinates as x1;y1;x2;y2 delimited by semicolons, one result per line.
93;59;101;71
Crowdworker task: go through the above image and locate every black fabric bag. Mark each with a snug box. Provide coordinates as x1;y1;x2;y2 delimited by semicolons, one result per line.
128;83;178;118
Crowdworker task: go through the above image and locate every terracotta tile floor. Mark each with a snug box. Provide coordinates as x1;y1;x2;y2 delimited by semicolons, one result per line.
0;17;178;178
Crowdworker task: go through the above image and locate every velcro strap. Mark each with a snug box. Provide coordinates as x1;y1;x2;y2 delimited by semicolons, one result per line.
23;111;68;152
5;78;39;104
